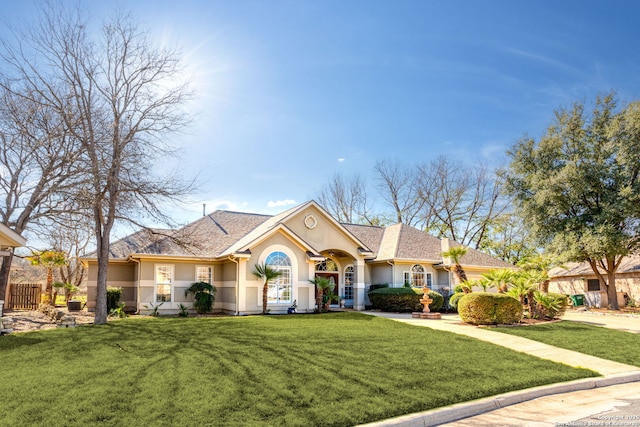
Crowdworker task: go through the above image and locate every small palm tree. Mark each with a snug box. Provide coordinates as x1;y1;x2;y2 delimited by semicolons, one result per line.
28;250;67;306
253;263;283;315
481;269;514;293
442;246;469;287
185;281;217;314
309;276;333;312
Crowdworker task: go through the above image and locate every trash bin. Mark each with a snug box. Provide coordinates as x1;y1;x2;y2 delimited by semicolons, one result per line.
67;300;82;311
571;294;585;306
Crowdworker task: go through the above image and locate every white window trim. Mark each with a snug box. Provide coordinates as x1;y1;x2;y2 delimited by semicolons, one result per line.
403;265;433;289
259;245;297;306
195;265;213;284
344;265;355;300
155;264;175;303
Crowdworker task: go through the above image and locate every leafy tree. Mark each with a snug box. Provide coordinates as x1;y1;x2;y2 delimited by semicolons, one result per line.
479;212;538;264
505;93;640;309
0;5;195;323
442;246;469;287
252;263;283;315
27;250;67;306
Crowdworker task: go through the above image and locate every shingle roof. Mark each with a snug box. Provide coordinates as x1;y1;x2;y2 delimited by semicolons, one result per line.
549;256;640;278
94;201;513;269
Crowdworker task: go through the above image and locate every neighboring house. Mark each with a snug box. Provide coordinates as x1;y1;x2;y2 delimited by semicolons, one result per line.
549;257;640;308
0;223;28;316
82;201;513;315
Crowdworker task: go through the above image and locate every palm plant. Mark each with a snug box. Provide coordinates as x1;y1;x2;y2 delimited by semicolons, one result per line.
507;272;539;317
185;281;217;314
253;263;283;315
309;276;333;312
481;269;514;293
442;246;469;287
27;250;67;306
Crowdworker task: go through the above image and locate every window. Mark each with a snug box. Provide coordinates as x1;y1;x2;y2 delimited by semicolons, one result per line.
344;265;354;300
196;266;212;284
315;259;338;271
404;265;432;288
266;251;292;304
156;265;174;302
587;279;600;291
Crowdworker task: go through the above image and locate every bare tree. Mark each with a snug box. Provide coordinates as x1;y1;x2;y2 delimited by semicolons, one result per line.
417;157;507;249
0;84;85;301
315;173;377;224
41;213;93;290
374;160;425;227
0;5;195;323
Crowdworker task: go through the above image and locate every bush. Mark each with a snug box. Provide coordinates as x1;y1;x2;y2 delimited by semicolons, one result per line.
533;292;569;320
458;292;523;325
453;284;464;294
448;292;465;311
368;287;443;312
106;287;123;312
368;284;389;293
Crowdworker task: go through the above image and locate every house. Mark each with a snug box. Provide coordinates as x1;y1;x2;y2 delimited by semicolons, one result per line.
0;223;28;317
82;201;513;315
549;257;640;308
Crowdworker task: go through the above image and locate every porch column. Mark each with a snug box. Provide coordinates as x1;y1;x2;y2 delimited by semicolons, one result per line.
354;259;366;311
236;258;247;314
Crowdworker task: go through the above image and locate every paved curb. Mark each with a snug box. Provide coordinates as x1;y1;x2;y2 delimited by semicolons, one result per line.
359;372;640;427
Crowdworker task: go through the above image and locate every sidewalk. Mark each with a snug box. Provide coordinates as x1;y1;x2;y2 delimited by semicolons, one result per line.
360;311;640;427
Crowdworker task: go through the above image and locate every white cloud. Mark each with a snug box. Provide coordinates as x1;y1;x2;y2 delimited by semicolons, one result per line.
267;199;297;208
337;158;346;162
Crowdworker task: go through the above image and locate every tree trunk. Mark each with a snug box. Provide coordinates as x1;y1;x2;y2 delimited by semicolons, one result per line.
94;233;110;325
46;268;54;306
0;252;14;304
262;282;268;314
607;268;619;310
539;279;550;293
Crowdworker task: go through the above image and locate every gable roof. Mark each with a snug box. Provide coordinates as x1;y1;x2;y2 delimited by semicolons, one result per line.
91;201;513;269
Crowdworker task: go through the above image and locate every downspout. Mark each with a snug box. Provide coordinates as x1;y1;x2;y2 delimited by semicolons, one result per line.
129;257;141;314
228;256;240;316
386;260;394;287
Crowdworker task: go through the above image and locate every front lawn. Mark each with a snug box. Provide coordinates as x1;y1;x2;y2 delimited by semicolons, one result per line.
494;320;640;368
0;313;596;426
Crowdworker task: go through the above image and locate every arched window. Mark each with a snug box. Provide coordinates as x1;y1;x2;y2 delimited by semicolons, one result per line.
344;265;354;300
404;264;432;288
266;251;292;304
315;259;338;272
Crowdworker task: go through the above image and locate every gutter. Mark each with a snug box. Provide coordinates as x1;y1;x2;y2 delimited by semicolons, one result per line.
228;255;240;316
129;256;141;314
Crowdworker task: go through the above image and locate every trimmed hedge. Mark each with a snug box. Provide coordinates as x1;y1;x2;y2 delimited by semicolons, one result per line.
106;287;123;312
458;292;523;325
368;287;443;312
448;292;465;311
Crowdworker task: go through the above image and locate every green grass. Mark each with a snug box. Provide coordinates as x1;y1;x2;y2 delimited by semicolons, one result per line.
0;313;596;427
494;320;640;367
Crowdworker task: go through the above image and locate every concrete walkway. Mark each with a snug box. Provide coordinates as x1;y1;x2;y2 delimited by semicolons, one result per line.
359;310;640;427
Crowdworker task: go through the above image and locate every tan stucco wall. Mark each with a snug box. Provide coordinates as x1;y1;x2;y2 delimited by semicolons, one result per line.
86;262;137;310
283;206;362;260
550;274;640;307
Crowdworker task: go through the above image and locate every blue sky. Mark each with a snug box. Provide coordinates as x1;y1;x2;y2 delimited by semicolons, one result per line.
5;0;640;225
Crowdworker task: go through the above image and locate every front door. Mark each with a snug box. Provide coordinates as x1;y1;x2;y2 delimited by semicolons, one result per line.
315;272;339;304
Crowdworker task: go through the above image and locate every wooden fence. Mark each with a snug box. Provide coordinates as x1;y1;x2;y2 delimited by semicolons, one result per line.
8;283;41;310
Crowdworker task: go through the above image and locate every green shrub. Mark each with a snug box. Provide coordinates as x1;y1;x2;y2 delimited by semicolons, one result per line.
425;290;444;312
458;292;523;325
185;281;216;314
106;287;123;312
533;292;569;320
448;292;465;311
368;284;389;293
368;287;443;312
453;284;464;294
